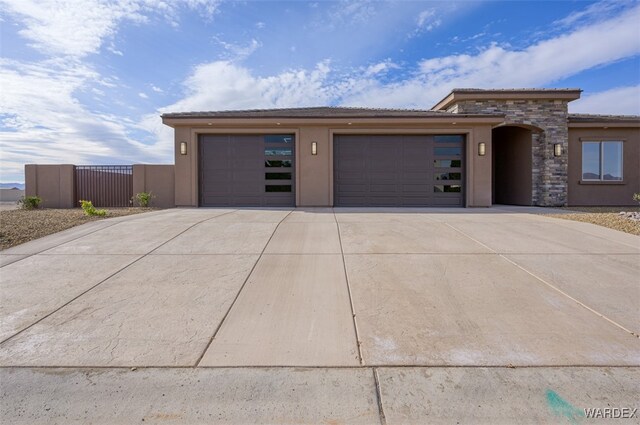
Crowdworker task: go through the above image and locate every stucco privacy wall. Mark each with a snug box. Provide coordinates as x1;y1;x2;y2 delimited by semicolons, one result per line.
169;120;499;207
25;164;75;208
441;97;574;206
132;165;175;208
25;164;176;208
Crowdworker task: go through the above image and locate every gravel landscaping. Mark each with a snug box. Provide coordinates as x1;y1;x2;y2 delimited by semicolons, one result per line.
547;207;640;236
0;208;156;250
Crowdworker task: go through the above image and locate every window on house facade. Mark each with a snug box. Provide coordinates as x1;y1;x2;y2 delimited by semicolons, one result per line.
582;141;623;181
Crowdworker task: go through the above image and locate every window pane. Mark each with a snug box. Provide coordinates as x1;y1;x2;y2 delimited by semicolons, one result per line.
434;185;461;193
602;142;623;181
265;172;292;180
434;159;461;168
434;172;462;181
265;148;292;156
264;135;294;144
265;185;292;192
582;142;600;180
434;147;461;156
434;135;464;143
265;160;292;167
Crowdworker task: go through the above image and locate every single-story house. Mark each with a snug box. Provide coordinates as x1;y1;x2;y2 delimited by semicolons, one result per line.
160;88;640;208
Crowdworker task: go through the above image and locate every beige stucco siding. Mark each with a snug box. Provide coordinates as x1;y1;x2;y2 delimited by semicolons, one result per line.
170;119;500;208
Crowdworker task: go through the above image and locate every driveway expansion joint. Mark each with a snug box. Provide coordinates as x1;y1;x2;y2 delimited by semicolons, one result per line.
373;367;388;425
0;209;237;346
334;208;365;366
194;209;295;367
443;222;640;340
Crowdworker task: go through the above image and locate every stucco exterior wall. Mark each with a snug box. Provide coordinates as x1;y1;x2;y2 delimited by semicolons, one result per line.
24;164;75;208
298;127;331;206
132;164;175;208
448;99;570;207
567;127;640;206
174;127;196;207
0;188;25;202
171;121;498;208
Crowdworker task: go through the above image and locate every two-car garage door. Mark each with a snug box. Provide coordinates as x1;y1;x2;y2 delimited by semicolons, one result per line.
333;134;464;207
199;133;464;207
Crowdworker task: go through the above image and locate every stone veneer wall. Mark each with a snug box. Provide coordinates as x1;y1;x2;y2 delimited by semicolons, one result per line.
447;99;569;206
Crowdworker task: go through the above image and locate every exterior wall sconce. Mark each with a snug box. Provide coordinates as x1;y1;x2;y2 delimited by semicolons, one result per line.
478;142;486;156
311;141;318;155
554;143;562;157
180;142;187;155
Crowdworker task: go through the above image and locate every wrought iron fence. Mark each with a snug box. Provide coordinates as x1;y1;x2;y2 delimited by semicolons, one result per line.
75;165;133;207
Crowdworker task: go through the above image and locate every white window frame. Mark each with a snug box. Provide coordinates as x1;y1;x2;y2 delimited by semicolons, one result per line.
581;140;624;182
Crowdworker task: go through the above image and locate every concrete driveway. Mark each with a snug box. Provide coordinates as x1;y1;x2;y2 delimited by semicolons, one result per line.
1;207;639;424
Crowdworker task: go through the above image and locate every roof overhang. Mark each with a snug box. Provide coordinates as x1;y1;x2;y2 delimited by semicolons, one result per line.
568;115;640;128
432;89;582;111
161;115;506;128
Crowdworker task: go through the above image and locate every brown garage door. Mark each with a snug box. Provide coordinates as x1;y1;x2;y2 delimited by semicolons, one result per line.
333;134;464;207
199;134;295;207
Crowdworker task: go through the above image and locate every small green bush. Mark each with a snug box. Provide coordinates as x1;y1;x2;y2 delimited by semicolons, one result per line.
133;191;155;207
80;200;107;216
17;196;42;210
633;193;640;205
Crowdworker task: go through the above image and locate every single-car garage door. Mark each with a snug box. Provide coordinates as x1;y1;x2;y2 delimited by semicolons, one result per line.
333;134;464;207
199;134;295;207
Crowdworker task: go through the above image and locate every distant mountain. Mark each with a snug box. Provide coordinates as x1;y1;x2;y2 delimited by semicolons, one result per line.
0;182;25;190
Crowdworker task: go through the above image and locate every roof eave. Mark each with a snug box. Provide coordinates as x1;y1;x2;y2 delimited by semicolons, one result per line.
568;121;640;128
161;115;505;128
431;89;583;111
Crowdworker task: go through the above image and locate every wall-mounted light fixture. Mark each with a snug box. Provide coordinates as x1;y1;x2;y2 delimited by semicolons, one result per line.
311;141;318;156
180;142;187;155
554;143;562;157
478;142;486;156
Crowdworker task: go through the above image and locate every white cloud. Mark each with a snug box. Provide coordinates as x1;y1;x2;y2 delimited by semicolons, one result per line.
570;85;640;115
364;60;400;76
329;0;376;25
169;3;639;112
416;9;441;31
0;58;171;181
213;37;262;60
554;0;633;28
107;42;124;56
414;4;640;90
151;85;164;93
138;92;149;99
0;0;222;57
162;60;334;113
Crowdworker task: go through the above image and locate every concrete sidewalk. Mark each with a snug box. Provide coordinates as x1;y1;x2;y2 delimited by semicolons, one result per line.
1;207;639;423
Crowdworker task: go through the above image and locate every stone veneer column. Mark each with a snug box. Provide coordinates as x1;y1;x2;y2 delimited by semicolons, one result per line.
448;100;569;206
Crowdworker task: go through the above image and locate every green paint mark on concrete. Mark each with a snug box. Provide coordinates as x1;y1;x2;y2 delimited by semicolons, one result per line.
546;389;585;424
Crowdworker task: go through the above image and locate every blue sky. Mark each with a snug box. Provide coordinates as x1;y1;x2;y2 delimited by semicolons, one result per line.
1;0;639;183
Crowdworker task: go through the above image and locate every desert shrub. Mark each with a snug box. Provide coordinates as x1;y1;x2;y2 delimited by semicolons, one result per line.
133;191;155;207
80;200;107;216
633;193;640;205
17;196;42;210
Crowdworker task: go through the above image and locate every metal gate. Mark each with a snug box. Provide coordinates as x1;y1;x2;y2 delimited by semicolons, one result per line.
75;165;133;207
